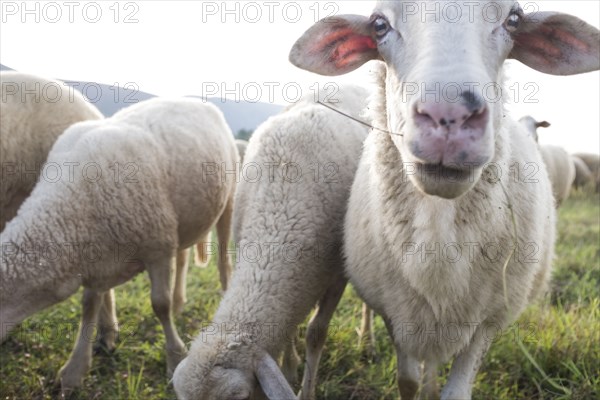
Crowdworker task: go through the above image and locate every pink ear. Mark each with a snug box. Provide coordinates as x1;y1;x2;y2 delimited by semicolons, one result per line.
290;15;379;76
510;12;600;75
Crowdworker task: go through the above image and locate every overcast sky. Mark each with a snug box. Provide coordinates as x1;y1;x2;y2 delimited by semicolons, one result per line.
1;1;598;153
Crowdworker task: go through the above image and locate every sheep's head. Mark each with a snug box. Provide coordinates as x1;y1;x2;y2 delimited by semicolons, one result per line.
172;331;296;400
290;0;599;199
518;115;550;143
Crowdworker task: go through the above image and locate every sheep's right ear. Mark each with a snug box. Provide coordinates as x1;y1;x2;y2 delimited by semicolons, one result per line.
254;352;296;400
509;12;600;75
536;121;551;128
289;15;379;76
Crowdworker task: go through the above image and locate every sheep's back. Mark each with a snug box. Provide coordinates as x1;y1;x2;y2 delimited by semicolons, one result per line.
0;72;102;230
112;98;238;248
216;94;368;350
15;98;237;272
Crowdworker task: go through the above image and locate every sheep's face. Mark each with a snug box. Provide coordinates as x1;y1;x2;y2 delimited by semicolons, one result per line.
371;0;517;198
290;0;599;199
173;336;257;400
173;333;295;400
518;115;550;143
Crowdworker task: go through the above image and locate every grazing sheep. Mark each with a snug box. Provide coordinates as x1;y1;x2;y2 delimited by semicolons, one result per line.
0;98;237;394
290;2;598;399
571;155;594;190
173;85;369;400
573;152;600;192
519;116;576;206
0;71;102;231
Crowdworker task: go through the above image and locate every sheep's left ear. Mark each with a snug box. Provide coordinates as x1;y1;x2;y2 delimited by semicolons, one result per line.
289;15;379;76
536;121;551;128
510;12;600;75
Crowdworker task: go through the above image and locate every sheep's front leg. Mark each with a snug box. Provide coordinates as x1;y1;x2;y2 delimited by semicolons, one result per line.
58;288;103;393
96;289;118;352
173;249;189;315
147;259;186;376
385;317;421;400
440;328;490;400
298;278;347;400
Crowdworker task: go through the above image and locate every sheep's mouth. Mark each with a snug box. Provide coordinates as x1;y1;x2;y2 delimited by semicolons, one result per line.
416;163;475;184
408;162;483;199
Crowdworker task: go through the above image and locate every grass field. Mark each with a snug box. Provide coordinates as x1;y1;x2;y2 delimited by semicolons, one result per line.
1;190;598;400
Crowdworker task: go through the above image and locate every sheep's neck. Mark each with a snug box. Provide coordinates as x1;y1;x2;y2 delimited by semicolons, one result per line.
212;266;306;357
0;212;84;339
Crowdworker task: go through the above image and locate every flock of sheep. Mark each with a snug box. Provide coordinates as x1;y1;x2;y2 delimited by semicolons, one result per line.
1;1;599;399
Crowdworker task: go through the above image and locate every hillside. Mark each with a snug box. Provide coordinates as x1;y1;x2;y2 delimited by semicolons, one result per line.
0;64;283;135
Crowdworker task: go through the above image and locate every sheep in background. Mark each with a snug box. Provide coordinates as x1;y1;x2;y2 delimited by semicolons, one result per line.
539;146;576;206
173;85;369;400
236;139;249;163
519;116;576;206
290;2;597;398
571;155;594;190
518;115;549;143
573;152;600;192
0;98;237;394
0;71;102;231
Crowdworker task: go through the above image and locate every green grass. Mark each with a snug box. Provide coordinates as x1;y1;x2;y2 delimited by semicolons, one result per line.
1;191;598;399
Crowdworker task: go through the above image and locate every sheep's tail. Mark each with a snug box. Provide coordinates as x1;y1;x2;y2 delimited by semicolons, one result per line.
215;195;234;292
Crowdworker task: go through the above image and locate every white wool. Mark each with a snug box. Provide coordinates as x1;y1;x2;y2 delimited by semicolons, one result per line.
0;97;237;392
173;85;370;400
0;71;102;230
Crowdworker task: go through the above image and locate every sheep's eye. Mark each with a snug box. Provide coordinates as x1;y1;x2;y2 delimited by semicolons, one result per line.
505;4;522;33
372;16;390;39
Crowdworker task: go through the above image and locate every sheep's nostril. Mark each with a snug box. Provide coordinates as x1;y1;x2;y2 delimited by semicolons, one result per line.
413;99;489;134
414;106;438;129
463;106;489;131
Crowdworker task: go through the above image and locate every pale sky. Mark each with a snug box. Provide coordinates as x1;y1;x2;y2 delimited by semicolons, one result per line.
1;0;598;153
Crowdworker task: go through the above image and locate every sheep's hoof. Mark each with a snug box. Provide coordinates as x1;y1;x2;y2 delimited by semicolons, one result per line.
59;386;78;400
57;360;88;397
297;388;316;400
166;347;187;378
53;373;81;400
167;358;185;378
93;340;116;356
50;380;79;400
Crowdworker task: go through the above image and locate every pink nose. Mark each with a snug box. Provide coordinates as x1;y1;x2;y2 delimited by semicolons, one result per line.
410;93;489;167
